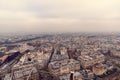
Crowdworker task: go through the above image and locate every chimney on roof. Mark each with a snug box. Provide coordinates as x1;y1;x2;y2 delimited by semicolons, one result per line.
70;71;74;80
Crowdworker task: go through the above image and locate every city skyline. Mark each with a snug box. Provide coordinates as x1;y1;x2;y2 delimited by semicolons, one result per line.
0;0;120;33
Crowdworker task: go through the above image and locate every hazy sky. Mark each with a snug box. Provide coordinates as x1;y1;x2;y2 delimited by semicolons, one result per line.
0;0;120;33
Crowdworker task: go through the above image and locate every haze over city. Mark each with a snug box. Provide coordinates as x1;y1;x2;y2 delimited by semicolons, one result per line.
0;0;120;33
0;0;120;80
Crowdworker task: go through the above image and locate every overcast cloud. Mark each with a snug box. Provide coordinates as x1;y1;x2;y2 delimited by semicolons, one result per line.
0;0;120;33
